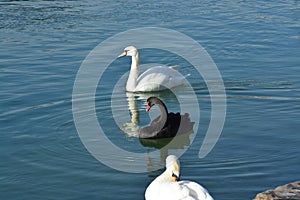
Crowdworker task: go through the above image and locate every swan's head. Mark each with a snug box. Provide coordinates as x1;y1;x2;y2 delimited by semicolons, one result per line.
118;46;138;58
166;155;180;182
146;96;162;112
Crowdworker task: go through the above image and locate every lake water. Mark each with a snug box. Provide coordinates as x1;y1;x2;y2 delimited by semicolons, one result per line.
1;1;299;199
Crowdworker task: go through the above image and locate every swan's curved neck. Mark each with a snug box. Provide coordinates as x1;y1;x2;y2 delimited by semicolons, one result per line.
157;100;168;124
155;170;173;183
126;53;140;92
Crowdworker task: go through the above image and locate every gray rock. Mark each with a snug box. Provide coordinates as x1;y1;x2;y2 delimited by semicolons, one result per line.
254;181;300;200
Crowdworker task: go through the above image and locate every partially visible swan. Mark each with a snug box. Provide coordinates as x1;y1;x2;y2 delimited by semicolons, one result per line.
118;46;187;92
139;97;194;139
145;155;214;200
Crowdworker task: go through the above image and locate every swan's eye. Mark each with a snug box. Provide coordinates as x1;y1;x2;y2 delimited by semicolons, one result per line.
122;50;129;56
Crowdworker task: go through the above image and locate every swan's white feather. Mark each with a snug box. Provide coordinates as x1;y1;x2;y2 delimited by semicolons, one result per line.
145;155;214;200
119;46;187;92
178;181;214;200
135;66;186;92
145;180;213;200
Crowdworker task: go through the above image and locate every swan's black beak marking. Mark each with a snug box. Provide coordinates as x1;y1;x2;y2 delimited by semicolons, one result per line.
172;173;180;182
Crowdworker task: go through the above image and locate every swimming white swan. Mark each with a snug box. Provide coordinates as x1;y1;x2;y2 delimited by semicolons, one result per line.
145;155;214;200
118;46;187;92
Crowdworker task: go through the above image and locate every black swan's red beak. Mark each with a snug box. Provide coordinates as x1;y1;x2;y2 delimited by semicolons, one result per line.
146;104;151;112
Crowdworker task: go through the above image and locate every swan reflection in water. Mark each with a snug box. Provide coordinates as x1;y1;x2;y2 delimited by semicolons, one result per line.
141;130;194;172
118;92;140;137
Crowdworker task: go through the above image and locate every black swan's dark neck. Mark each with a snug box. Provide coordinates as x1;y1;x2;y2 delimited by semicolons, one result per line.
156;99;168;123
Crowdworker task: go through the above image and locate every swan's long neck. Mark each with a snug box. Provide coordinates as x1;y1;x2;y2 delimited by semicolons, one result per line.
155;170;173;183
157;101;168;125
126;53;140;92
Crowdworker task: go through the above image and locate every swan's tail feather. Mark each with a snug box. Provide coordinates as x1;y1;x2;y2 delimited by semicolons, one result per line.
180;73;191;84
169;65;179;70
184;73;191;78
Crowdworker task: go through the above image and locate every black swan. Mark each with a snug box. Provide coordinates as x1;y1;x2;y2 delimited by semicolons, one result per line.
139;97;194;139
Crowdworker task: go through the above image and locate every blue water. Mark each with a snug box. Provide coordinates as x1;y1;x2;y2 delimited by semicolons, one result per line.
1;1;299;199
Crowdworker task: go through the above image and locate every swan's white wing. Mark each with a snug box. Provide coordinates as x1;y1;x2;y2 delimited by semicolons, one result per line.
145;180;213;200
178;181;214;200
135;66;186;92
145;182;188;200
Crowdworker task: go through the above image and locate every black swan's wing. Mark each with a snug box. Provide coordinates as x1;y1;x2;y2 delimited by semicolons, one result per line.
139;113;194;139
177;113;195;135
139;116;164;139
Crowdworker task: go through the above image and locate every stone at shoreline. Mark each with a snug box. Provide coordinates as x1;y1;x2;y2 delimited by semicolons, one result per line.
253;181;300;200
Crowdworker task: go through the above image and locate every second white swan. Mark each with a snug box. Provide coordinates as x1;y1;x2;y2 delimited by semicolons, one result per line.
118;46;187;92
145;155;214;200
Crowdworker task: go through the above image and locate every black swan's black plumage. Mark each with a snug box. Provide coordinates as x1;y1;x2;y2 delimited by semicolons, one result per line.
139;97;194;139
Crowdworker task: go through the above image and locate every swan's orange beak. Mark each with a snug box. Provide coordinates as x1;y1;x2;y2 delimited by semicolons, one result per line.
118;51;127;58
146;105;151;112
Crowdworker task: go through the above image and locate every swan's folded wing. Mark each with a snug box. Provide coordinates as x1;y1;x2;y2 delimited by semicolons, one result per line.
146;182;192;200
136;66;185;91
178;181;214;200
145;181;213;200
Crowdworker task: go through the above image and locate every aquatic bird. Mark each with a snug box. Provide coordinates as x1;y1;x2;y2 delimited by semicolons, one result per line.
145;155;214;200
118;46;187;92
139;97;194;139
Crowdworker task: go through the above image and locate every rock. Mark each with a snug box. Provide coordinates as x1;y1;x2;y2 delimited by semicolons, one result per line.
253;181;300;200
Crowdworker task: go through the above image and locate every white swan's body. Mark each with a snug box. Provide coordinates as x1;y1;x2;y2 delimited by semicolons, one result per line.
118;46;187;92
145;155;214;200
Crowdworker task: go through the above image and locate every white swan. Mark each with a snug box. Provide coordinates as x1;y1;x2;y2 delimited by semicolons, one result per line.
145;155;214;200
118;46;187;92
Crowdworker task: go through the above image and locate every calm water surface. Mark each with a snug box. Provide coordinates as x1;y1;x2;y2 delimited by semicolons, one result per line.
1;1;299;199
